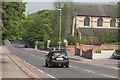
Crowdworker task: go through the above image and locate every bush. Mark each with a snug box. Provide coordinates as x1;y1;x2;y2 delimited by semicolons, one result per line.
66;35;75;45
95;50;101;53
38;41;44;49
110;42;120;45
96;31;119;44
50;38;59;47
80;36;91;45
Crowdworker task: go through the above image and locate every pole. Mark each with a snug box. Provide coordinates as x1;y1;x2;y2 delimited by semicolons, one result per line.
74;9;77;55
91;17;93;46
58;9;61;51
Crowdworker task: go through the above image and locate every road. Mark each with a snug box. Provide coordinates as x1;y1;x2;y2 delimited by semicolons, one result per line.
5;42;119;80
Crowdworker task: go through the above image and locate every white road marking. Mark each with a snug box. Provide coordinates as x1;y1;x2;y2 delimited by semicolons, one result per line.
75;60;118;70
101;74;117;78
31;65;36;69
81;69;95;73
47;74;55;78
70;65;95;74
26;62;30;65
37;69;44;73
16;57;20;60
70;65;78;68
19;59;22;61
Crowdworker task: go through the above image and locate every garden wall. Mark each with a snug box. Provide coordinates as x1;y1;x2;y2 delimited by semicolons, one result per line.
66;43;119;59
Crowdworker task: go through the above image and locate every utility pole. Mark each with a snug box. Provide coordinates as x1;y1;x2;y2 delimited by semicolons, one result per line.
58;9;62;51
74;9;77;55
91;16;93;46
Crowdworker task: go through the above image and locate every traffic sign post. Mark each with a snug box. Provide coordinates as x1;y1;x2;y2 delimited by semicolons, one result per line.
47;40;51;49
58;41;61;50
63;39;68;52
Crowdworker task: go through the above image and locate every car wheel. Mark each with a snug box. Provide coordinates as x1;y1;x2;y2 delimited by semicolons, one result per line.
49;63;52;68
115;56;118;60
66;65;69;68
45;62;48;67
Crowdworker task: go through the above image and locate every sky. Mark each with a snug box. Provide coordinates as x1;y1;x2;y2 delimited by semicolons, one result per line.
25;0;120;15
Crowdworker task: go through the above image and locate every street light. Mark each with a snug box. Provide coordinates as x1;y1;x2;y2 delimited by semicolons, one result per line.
58;9;62;50
91;17;93;46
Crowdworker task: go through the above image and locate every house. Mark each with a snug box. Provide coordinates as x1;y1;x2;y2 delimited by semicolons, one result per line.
72;3;119;38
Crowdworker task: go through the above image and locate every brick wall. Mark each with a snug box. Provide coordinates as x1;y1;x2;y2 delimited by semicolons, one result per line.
92;44;120;53
66;44;120;59
66;46;75;54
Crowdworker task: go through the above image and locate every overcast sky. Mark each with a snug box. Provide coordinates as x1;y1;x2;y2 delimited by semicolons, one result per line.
25;0;119;15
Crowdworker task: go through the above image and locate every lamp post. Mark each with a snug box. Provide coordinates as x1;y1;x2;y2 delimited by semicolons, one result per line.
58;9;62;51
35;41;38;49
74;9;77;55
91;17;93;46
24;21;28;47
47;40;51;49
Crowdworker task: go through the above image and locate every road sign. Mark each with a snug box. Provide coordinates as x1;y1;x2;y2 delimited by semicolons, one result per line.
64;39;68;43
47;40;51;43
58;41;61;44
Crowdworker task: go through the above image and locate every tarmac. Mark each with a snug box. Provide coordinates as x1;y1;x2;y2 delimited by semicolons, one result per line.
0;46;119;78
68;53;119;69
27;48;119;70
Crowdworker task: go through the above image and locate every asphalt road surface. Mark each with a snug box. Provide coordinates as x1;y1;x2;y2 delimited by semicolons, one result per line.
5;42;119;80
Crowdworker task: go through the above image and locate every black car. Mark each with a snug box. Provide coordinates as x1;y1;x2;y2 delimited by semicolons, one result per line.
113;49;120;59
45;50;69;68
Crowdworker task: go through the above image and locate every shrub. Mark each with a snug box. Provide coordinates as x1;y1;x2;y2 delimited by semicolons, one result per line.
66;35;75;45
80;36;91;45
38;41;44;49
50;38;59;47
95;50;101;53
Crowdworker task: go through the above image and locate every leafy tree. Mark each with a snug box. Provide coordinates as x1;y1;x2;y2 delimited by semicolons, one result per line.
22;10;53;47
118;1;120;42
2;2;26;41
53;1;74;38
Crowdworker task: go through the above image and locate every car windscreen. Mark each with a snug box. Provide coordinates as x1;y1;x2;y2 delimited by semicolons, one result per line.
53;52;67;58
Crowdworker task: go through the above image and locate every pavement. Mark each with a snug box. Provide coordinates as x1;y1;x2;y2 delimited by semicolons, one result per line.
0;46;29;78
26;48;119;69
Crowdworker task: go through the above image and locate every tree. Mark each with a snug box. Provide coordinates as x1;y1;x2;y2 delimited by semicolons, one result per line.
21;10;54;47
53;0;74;38
2;2;26;41
118;1;120;42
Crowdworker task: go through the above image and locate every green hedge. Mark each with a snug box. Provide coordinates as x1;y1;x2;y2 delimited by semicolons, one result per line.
95;50;101;53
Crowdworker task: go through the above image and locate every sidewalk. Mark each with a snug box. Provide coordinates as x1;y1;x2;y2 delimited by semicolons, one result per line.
27;48;119;69
0;46;29;78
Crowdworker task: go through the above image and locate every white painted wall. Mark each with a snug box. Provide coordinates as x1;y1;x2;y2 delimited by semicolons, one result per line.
93;50;115;59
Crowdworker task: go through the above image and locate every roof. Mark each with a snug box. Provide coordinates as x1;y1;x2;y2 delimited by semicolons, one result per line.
78;27;118;36
75;3;118;17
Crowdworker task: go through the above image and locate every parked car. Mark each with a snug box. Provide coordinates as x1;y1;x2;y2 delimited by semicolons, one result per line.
113;49;120;59
45;50;69;68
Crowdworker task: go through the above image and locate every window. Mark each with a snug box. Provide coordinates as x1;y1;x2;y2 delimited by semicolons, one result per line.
110;18;116;27
84;17;90;26
97;17;103;27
